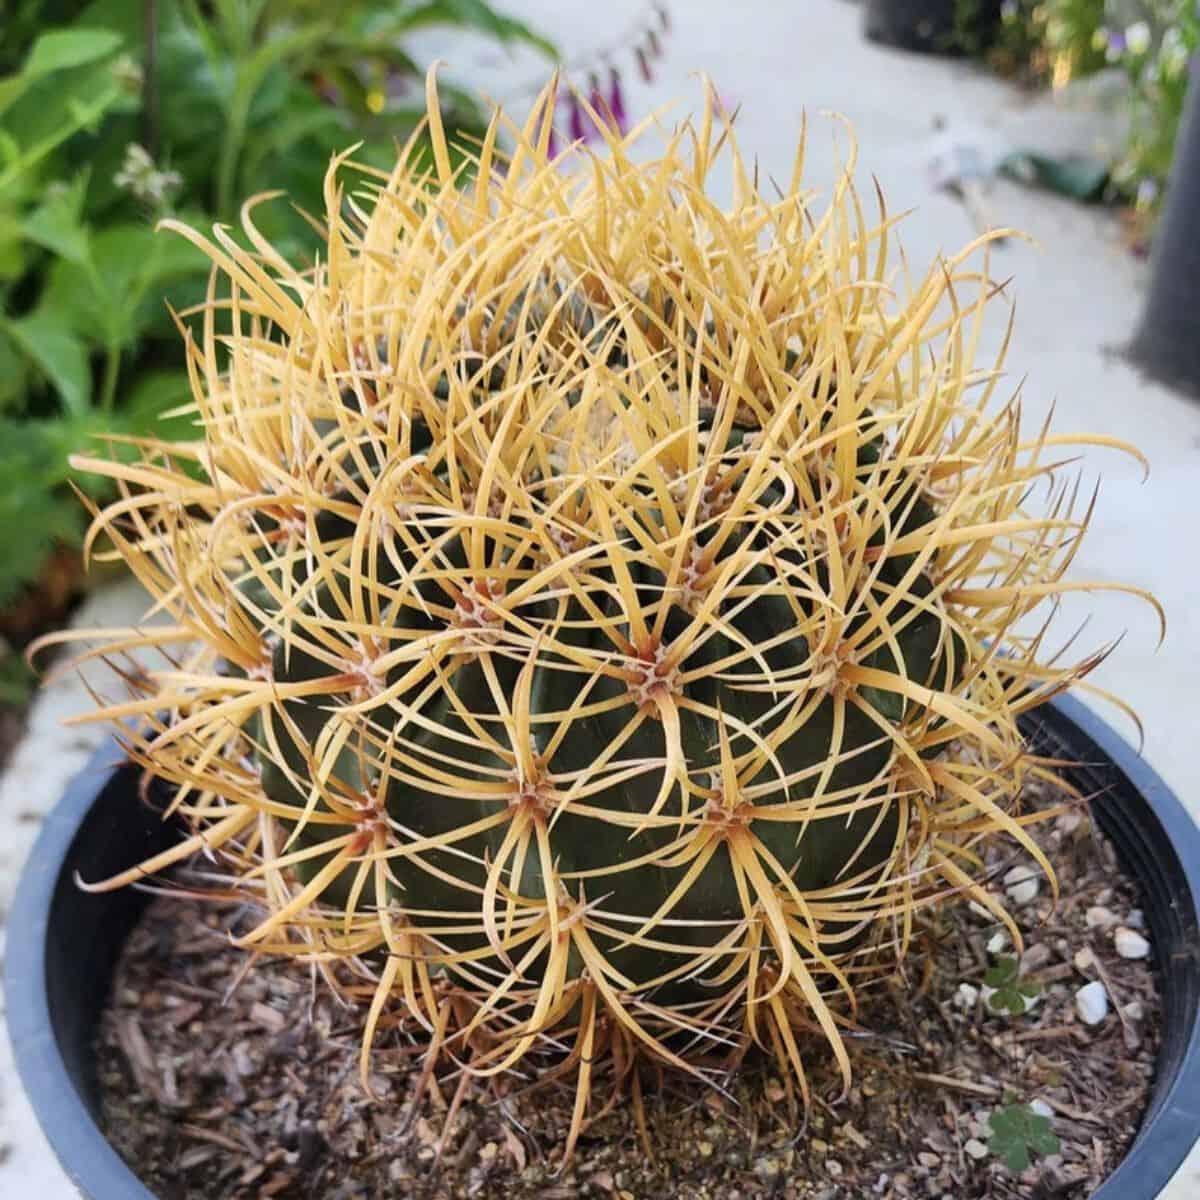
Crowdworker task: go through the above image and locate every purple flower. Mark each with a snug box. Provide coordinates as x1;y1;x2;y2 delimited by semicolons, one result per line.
385;69;412;100
609;67;628;135
588;71;606;127
636;45;653;84
568;92;588;144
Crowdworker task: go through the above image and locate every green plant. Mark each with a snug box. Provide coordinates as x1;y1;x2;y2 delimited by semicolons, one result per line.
1103;4;1200;233
988;1102;1061;1170
1042;0;1110;81
55;74;1159;1158
970;2;1198;239
950;0;999;59
0;0;554;674
953;1;1109;81
984;955;1042;1015
0;650;37;705
0;24;167;609
984;2;1045;77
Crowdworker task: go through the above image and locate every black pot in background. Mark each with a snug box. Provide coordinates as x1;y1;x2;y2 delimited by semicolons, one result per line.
864;0;1003;55
1129;72;1200;400
6;695;1200;1199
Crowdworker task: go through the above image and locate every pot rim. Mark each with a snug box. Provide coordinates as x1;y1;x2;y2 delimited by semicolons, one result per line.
5;695;1200;1199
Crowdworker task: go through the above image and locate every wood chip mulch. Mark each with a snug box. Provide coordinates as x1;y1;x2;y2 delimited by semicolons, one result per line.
96;777;1160;1199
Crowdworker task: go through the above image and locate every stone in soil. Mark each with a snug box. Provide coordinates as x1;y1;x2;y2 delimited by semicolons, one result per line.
1115;928;1151;960
1075;980;1110;1025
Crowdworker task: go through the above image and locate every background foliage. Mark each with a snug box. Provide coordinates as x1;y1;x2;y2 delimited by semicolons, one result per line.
0;0;553;670
960;1;1197;234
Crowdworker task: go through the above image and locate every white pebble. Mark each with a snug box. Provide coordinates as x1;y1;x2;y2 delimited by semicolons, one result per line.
1075;980;1109;1025
1004;865;1041;907
954;982;980;1010
1123;1000;1146;1021
1029;1098;1054;1119
964;1138;989;1160
987;931;1010;955
1086;905;1118;929
1126;909;1146;929
1114;928;1151;960
1073;947;1095;971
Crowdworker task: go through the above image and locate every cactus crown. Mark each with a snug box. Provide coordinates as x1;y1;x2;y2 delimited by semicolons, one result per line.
60;72;1157;1153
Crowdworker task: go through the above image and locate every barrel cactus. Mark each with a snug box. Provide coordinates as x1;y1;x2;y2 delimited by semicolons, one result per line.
58;72;1157;1150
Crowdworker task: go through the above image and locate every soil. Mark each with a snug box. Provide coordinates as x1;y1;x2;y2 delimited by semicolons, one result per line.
96;778;1161;1200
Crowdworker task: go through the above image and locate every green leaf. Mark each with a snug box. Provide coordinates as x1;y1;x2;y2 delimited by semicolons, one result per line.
385;1;558;59
984;956;1018;988
104;224;208;334
97;223;206;289
3;311;91;415
38;222;207;349
984;956;1042;1016
75;0;150;41
120;368;198;440
0;417;91;606
20;175;91;265
987;1103;1060;1172
239;24;334;97
33;255;103;341
0;27;123;118
0;77;30;120
0;327;31;410
0;127;20;166
24;29;123;78
0;66;123;190
240;97;348;177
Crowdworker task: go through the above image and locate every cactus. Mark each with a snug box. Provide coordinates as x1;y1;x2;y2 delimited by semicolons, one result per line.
56;71;1158;1152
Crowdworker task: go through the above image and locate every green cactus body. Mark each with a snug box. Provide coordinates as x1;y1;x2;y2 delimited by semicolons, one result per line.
255;419;949;1002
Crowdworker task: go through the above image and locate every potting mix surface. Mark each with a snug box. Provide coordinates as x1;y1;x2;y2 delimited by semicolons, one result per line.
96;777;1160;1199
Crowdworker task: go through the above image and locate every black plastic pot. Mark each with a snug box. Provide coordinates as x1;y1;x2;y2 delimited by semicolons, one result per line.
6;696;1200;1198
863;0;1003;55
1129;70;1200;400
